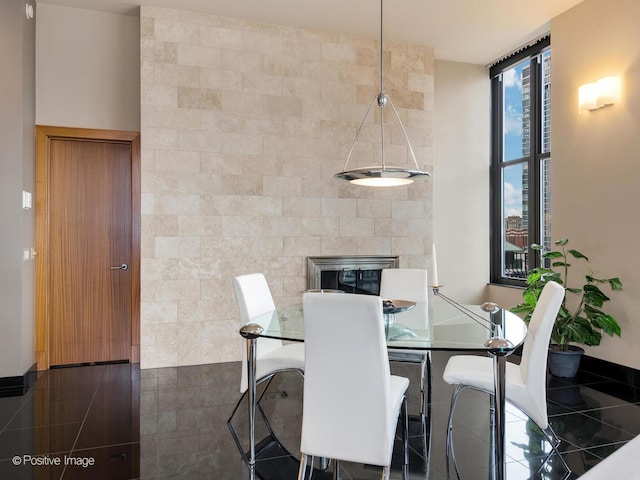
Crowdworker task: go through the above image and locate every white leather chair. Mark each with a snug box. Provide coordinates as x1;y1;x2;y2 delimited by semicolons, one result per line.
442;280;569;478
227;273;305;462
579;434;640;478
380;268;431;417
297;292;409;480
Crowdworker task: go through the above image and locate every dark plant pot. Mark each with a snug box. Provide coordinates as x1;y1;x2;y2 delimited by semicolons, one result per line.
548;345;585;378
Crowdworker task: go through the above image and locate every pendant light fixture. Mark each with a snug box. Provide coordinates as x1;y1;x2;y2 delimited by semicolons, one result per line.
334;0;430;187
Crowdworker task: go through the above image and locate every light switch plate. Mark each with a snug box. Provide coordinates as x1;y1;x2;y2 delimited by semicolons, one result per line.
22;191;32;209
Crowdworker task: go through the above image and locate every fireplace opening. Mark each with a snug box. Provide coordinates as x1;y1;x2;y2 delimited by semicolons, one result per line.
307;256;399;295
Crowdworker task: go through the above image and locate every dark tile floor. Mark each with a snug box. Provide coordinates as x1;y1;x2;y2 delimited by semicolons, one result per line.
0;352;638;479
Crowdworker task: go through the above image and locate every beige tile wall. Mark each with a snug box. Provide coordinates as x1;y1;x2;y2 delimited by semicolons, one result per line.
140;6;434;368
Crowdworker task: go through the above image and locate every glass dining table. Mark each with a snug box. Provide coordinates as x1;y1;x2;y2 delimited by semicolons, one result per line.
239;291;528;480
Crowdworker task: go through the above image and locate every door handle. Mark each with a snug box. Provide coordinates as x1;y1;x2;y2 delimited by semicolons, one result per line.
110;263;128;270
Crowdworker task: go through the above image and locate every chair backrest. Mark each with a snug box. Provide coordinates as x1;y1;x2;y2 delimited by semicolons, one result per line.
233;273;282;392
300;292;396;467
234;273;276;323
380;268;429;303
518;280;565;427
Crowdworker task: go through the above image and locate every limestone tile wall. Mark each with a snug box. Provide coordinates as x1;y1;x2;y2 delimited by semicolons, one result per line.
140;6;434;368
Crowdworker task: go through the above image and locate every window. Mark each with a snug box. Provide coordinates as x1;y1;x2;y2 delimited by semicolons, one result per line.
490;37;551;285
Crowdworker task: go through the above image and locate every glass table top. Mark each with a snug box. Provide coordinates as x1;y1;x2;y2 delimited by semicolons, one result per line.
251;295;528;354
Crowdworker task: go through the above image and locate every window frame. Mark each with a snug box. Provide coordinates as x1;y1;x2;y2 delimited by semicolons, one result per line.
489;36;551;287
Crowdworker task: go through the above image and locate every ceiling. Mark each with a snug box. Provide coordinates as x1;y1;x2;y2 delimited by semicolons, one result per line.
38;0;584;65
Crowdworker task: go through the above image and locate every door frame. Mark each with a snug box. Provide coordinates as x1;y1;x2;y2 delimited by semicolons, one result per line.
35;126;141;370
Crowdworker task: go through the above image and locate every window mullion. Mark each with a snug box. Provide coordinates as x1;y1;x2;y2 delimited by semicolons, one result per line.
528;55;542;270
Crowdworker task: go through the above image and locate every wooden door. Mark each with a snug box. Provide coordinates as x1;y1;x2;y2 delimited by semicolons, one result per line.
36;127;140;369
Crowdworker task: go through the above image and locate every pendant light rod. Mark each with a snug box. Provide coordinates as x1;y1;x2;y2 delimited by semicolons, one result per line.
380;94;386;169
379;0;384;94
378;0;386;169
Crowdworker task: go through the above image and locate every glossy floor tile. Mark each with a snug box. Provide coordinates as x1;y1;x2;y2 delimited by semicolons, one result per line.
0;352;638;479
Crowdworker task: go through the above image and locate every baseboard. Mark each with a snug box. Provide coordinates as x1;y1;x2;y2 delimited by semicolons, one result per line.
506;350;639;390
580;354;640;389
0;363;37;398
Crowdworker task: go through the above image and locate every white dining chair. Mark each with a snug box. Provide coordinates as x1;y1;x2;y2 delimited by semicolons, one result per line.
380;268;431;417
442;280;569;478
298;292;409;480
227;273;305;462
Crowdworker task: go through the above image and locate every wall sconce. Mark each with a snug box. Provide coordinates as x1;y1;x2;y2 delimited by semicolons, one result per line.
579;76;621;113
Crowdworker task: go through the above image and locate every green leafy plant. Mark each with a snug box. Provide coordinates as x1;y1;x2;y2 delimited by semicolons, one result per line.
511;238;623;351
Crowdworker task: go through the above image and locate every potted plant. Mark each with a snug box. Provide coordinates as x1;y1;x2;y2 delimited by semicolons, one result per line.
511;239;623;377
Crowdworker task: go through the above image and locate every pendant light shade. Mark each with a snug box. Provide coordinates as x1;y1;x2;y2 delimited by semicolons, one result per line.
336;167;426;187
334;0;430;187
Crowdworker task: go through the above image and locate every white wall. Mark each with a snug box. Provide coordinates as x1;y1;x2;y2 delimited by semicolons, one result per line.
434;60;490;304
36;3;140;131
550;0;640;369
0;0;36;378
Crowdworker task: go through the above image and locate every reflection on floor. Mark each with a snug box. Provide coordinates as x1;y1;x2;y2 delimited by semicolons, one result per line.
1;351;639;479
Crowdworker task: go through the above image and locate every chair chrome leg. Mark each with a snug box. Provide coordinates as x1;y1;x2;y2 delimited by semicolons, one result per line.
446;383;572;480
308;456;315;480
226;375;276;464
420;355;427;416
422;410;432;479
529;424;571;479
517;424;564;473
402;396;409;480
333;460;341;480
543;425;571;474
446;384;467;480
319;457;330;471
427;352;433;399
416;352;432;418
445;385;457;479
381;465;390;480
298;453;308;480
227;368;304;464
